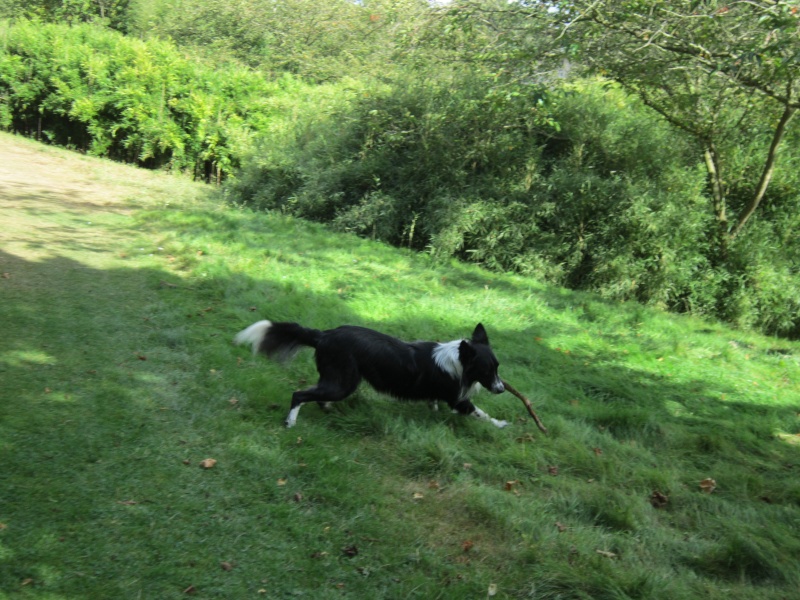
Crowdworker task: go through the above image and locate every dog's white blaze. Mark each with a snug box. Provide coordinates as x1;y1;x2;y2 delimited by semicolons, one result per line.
432;340;463;378
234;320;272;354
461;381;482;401
472;406;509;429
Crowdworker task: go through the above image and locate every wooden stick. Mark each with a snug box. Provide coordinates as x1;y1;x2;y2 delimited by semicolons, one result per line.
502;380;548;434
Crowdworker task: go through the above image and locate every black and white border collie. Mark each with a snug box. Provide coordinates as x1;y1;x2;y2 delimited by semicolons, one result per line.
234;320;508;428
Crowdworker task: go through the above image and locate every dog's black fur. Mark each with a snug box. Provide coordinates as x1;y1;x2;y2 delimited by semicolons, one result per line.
234;320;508;428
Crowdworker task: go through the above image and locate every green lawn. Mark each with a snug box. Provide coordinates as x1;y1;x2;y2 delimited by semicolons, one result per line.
1;133;799;599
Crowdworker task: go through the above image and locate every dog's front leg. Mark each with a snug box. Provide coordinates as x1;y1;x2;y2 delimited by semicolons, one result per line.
453;400;508;428
472;405;509;428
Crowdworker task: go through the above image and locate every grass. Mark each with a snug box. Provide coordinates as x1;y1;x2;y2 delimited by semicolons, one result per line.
1;132;799;599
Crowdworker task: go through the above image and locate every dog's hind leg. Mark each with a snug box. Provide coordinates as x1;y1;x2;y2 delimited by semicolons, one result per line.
285;359;360;427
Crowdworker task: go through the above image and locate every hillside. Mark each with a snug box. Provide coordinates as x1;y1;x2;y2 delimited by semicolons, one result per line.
1;132;799;599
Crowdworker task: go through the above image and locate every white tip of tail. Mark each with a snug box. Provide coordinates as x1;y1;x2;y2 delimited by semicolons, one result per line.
234;320;272;354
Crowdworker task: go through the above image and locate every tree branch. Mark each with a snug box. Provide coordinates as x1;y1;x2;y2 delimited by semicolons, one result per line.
730;103;797;239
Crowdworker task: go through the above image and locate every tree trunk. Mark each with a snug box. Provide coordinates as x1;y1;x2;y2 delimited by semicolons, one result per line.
729;105;797;241
703;143;728;257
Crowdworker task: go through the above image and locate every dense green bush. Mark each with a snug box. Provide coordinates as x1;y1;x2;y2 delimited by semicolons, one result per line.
0;19;292;180
233;76;800;338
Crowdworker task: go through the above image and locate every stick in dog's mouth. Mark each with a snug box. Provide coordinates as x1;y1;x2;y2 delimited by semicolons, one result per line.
501;380;548;434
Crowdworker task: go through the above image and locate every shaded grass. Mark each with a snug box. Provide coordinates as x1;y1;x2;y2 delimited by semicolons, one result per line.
1;133;799;598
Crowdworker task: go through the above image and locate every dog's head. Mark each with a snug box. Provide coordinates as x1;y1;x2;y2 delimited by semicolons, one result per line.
459;323;505;395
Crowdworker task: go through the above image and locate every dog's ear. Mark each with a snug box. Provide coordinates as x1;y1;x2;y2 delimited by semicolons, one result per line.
459;339;476;363
471;323;489;345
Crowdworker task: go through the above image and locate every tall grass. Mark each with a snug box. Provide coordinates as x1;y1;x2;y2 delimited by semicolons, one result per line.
1;134;799;598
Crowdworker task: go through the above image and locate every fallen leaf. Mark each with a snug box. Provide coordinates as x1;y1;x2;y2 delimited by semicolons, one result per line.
21;578;33;586
596;550;617;559
555;522;567;532
699;478;717;494
650;491;669;508
428;480;440;490
228;397;239;406
199;458;217;469
504;480;520;491
592;447;603;456
310;551;328;559
488;583;498;596
258;589;267;594
293;492;303;502
342;545;358;558
136;354;147;361
220;561;234;571
183;584;197;594
548;465;559;476
412;492;424;500
462;463;472;470
277;478;287;486
462;540;474;552
182;459;190;465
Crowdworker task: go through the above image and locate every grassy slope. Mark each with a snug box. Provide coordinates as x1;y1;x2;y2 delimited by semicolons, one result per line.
1;133;799;599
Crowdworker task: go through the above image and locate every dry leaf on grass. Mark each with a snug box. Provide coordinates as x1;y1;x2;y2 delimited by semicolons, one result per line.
650;491;669;508
199;458;217;469
596;550;618;559
699;478;717;494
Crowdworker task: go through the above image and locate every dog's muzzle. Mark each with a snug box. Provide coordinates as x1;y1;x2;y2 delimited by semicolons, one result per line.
490;379;505;394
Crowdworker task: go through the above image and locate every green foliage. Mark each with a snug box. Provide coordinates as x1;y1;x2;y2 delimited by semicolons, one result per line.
126;0;427;81
232;74;800;337
234;72;552;246
0;19;297;180
0;0;133;31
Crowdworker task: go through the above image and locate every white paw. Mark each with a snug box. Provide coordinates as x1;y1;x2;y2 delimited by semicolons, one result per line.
492;419;509;429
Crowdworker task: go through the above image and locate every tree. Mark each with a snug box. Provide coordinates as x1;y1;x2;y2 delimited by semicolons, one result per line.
562;0;799;255
444;0;800;257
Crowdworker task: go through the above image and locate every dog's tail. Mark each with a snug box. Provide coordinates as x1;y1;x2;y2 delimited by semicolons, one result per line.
234;320;322;361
